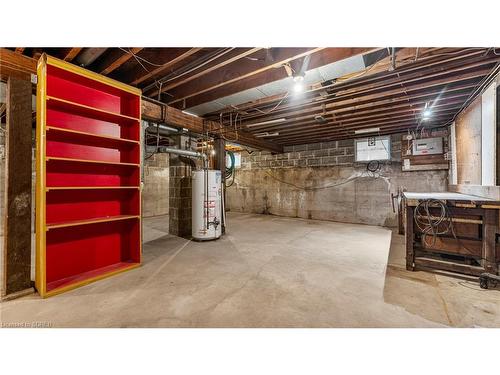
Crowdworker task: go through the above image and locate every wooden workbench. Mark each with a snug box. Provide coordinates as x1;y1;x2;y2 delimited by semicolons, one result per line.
403;191;499;277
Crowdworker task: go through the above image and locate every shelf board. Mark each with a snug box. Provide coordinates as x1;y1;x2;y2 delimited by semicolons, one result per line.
46;126;139;146
46;214;140;231
46;186;139;192
45;261;140;297
46;156;139;167
46;95;140;123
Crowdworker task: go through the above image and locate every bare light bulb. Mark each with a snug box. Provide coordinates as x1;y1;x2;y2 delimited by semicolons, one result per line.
423;109;432;119
293;81;304;93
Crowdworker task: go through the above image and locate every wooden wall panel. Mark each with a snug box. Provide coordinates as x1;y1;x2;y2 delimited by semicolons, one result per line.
2;77;33;296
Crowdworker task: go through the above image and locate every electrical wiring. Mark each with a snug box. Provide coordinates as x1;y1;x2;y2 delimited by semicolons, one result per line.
413;199;479;257
118;47;170;67
142;48;235;93
442;61;500;128
263;169;384;191
251;92;290;115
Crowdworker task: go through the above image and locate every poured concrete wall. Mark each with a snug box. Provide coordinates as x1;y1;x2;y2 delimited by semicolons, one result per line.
226;136;448;227
143;153;169;217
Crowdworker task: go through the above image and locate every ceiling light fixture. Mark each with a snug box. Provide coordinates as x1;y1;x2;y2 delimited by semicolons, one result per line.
422;102;432;120
254;132;280;138
354;127;381;135
292;74;305;93
246;118;286;128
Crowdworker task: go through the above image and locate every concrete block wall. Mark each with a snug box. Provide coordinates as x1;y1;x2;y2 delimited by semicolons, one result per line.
169;162;192;238
240;138;401;170
227;135;448;227
143;153;169;217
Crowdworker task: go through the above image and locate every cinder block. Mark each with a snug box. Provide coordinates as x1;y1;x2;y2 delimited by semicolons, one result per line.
321;141;337;149
321;156;337;165
299;150;314;158
337;139;354;147
329;149;345;156
336;155;354;164
307;143;321;151
293;144;307;152
314;149;329;157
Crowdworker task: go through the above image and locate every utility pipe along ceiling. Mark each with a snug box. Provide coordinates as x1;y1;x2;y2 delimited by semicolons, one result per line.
8;47;500;146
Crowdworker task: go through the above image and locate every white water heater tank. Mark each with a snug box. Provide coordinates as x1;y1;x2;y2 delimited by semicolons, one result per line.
192;170;222;240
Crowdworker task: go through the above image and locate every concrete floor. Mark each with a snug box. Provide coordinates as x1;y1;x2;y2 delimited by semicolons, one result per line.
1;212;500;327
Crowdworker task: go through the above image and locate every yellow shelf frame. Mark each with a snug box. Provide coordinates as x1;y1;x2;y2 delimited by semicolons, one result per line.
46;95;140;122
35;53;142;298
46;156;140;167
46;186;140;192
46;214;140;231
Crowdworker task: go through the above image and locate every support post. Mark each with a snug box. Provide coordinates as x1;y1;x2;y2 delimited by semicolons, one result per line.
482;208;498;275
405;205;415;271
168;135;193;238
2;77;33;298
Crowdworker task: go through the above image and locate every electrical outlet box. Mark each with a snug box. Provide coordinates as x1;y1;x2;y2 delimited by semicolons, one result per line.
412;137;443;156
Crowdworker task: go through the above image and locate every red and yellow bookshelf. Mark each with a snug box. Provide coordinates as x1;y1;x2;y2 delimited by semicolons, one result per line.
35;54;142;298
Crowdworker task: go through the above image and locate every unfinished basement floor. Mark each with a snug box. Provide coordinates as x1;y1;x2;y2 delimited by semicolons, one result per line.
1;212;500;328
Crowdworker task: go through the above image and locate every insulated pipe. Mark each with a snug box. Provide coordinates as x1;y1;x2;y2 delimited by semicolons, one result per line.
157;146;207;160
145;123;180;136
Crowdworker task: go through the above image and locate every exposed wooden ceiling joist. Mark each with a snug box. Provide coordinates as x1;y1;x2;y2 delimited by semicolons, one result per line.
131;47;202;86
148;47;263;97
99;48;143;75
166;47;334;108
63;47;83;62
0;47;281;152
230;51;496;126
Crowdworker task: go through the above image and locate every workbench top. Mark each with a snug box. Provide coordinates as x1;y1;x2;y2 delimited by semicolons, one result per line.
403;191;494;202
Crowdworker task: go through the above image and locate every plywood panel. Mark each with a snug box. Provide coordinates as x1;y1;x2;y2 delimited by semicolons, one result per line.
481;82;496;185
456;96;482;185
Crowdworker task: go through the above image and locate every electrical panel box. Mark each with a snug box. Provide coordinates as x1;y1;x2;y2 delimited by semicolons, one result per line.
412;137;443;156
354;136;391;162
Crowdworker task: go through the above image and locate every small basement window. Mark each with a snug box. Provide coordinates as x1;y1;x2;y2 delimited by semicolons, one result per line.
354;136;391;162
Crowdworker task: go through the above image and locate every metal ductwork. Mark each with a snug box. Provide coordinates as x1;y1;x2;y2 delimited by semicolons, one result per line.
157;146;207;160
74;48;108;67
145;123;180;136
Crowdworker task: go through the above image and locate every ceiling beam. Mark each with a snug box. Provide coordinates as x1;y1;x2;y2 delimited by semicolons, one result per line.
166;47;337;108
148;47;262;97
244;86;476;132
14;48;25;54
223;49;490;124
0;48;37;81
63;48;83;62
237;64;494;126
0;48;281;152
99;48;143;75
141;98;282;152
131;47;202;86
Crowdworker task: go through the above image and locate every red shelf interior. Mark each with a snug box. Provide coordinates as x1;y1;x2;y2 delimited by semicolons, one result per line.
46;189;140;225
46;127;140;164
45;220;140;292
47;64;140;118
46;158;140;187
40;61;141;295
46;108;139;141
